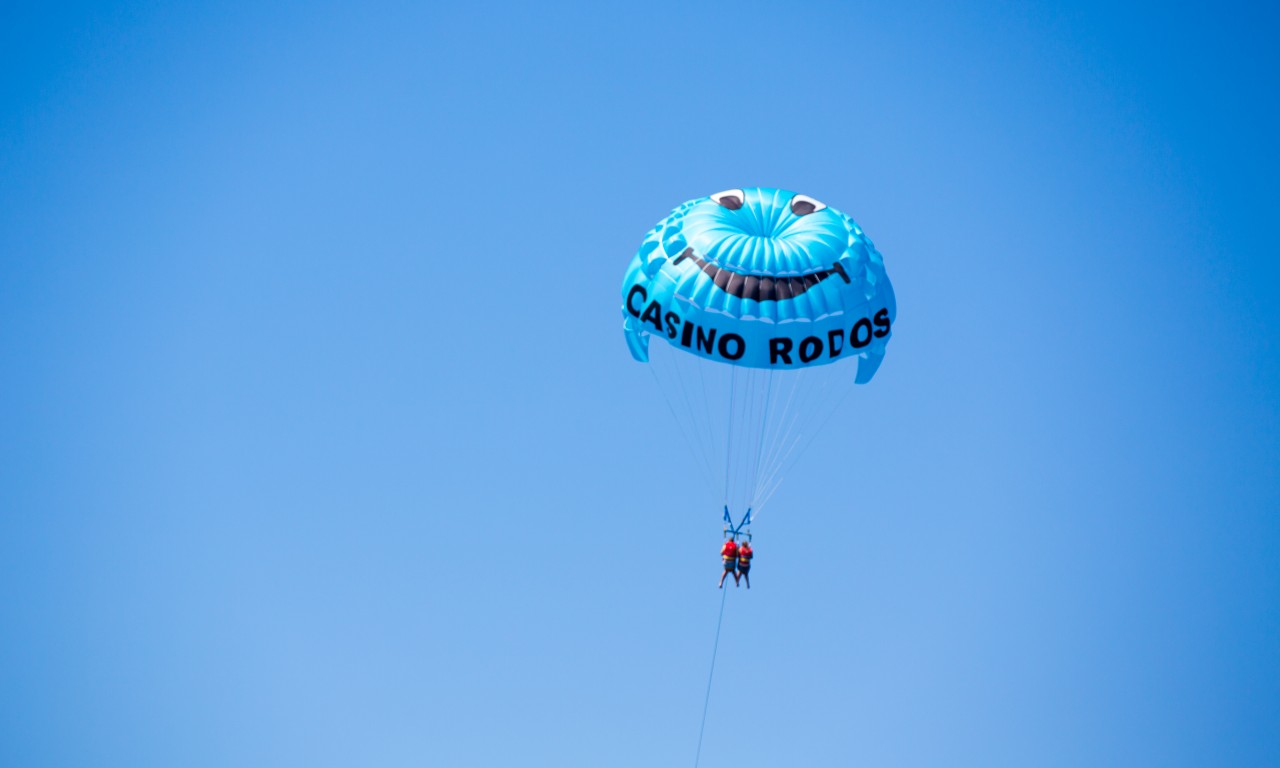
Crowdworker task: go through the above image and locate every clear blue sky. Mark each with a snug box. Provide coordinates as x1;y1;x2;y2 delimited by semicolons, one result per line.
2;2;1278;766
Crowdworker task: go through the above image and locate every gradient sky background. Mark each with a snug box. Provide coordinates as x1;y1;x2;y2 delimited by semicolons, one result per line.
2;2;1278;766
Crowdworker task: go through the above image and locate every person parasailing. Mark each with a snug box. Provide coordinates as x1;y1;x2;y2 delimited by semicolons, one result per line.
735;540;753;588
718;538;738;589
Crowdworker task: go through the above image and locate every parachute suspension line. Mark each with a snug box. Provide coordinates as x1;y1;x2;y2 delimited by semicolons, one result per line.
729;367;759;520
693;345;719;493
755;366;862;513
746;370;766;508
764;385;854;504
648;337;868;522
650;355;711;488
648;361;719;499
668;345;720;488
749;363;847;519
752;377;818;505
728;369;746;513
693;586;730;768
741;368;769;515
752;370;806;501
745;369;776;511
722;365;738;509
742;368;798;519
754;370;835;511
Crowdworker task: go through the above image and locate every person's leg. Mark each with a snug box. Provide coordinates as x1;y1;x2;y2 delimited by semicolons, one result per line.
743;569;750;589
719;566;729;588
733;569;741;586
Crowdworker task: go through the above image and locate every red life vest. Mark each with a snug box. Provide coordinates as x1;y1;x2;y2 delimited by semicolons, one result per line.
721;541;738;561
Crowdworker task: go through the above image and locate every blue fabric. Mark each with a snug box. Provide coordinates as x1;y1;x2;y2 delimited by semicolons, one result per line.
622;188;896;378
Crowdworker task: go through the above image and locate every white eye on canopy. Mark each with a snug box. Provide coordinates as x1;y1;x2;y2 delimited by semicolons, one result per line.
790;194;827;216
710;189;746;210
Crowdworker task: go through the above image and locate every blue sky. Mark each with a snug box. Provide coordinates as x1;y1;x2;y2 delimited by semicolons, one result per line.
2;2;1278;766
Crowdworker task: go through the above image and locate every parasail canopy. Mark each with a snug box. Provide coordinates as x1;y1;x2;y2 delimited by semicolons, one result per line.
622;187;895;382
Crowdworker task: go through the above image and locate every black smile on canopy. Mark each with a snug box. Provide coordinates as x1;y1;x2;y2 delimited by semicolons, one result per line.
672;247;851;301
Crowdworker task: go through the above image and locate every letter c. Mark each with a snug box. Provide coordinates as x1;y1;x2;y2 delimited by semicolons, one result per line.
625;284;647;317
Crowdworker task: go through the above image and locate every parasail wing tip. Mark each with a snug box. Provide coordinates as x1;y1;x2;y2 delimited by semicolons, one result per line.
624;318;650;363
855;351;885;384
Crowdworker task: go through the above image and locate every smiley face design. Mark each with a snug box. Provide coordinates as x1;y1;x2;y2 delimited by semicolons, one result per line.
621;187;896;381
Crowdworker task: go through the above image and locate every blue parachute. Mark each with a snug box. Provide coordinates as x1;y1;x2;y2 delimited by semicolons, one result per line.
621;188;896;523
622;187;895;381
